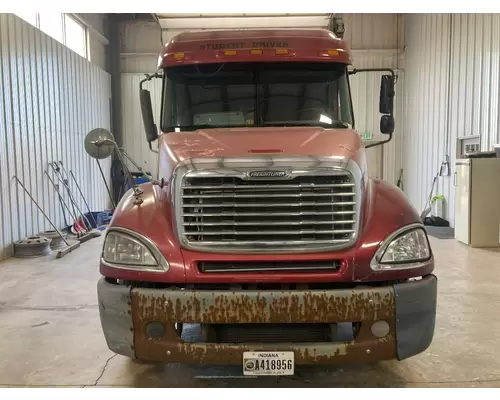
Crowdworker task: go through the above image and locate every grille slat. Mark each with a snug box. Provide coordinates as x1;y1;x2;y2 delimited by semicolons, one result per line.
193;239;351;246
183;220;356;226
179;173;357;251
182;192;355;199
181;201;356;208
185;183;355;190
199;260;341;273
185;229;355;236
182;211;356;217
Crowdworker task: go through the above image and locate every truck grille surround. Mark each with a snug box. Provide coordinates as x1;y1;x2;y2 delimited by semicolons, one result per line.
173;156;362;254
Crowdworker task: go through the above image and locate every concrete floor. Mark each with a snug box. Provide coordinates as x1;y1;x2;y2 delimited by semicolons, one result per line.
1;235;500;387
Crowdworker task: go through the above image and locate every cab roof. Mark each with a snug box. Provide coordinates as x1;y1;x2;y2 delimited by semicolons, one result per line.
158;28;352;68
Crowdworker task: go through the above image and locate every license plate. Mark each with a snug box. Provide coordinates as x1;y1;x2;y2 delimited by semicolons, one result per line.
243;351;294;376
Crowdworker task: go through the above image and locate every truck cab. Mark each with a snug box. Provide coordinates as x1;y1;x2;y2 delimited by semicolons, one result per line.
93;28;437;374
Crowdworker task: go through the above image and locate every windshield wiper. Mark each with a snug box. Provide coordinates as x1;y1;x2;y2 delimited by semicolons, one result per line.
262;120;350;129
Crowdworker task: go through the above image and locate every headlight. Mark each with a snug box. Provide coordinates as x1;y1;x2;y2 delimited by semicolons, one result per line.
370;224;431;271
102;229;168;272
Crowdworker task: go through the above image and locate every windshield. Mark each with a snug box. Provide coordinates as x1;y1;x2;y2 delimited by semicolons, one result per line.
161;62;354;132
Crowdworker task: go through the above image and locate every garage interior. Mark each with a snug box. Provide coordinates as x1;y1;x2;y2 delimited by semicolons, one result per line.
1;12;500;387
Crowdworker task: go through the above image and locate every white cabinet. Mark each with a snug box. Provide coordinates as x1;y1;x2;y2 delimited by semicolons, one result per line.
454;158;500;247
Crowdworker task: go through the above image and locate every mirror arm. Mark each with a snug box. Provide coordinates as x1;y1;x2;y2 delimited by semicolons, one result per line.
140;72;162;90
350;68;396;149
349;68;396;117
148;142;159;154
365;133;393;149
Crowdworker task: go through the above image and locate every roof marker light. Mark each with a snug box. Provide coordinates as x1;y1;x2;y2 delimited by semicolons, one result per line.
172;52;185;60
250;49;263;55
224;50;237;56
275;49;289;55
328;50;339;56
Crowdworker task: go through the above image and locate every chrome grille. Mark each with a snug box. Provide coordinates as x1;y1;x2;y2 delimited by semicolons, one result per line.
179;172;358;252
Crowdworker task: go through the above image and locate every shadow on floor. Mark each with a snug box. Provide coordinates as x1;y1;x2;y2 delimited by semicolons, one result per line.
125;360;408;388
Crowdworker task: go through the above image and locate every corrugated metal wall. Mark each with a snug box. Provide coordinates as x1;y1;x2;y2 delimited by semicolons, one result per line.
403;14;451;222
403;14;500;226
0;14;112;260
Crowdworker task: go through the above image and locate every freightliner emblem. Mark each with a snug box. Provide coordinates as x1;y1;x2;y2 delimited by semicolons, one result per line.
247;170;292;179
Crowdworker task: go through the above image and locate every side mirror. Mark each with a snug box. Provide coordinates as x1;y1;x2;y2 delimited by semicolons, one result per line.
379;75;395;115
380;115;395;134
139;89;159;144
84;128;147;205
84;128;116;159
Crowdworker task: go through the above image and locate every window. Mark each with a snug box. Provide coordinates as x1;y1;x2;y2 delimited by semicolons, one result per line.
162;62;354;132
64;15;86;58
39;13;64;43
15;13;87;59
15;13;37;28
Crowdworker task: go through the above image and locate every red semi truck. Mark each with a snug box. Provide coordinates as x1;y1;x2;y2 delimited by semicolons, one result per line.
94;28;436;375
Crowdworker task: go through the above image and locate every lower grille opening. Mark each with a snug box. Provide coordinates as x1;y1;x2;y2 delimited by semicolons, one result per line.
198;260;342;274
180;323;359;344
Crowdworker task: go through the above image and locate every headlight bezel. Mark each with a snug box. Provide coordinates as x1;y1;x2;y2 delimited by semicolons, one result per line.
101;227;169;273
370;223;432;271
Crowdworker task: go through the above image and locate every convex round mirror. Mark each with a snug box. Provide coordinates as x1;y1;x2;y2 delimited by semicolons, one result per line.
84;128;116;160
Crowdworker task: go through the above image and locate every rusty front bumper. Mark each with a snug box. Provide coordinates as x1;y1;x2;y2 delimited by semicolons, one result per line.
97;275;437;365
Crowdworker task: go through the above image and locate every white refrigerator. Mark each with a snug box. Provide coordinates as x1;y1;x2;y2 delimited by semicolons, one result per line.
454;158;500;247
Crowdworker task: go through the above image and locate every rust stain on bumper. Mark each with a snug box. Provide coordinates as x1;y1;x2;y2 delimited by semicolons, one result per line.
130;287;397;364
132;287;395;324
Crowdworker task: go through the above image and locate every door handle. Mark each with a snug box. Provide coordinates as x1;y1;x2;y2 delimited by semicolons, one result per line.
454;171;457;186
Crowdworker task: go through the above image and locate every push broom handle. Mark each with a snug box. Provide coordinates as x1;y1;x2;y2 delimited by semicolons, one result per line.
12;176;70;246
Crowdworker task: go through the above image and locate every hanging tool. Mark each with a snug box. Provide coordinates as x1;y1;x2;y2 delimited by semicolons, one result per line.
57;162;101;240
96;159;116;208
49;162;80;229
45;170;85;236
55;186;70;231
69;170;98;228
12;175;80;259
50;162;92;233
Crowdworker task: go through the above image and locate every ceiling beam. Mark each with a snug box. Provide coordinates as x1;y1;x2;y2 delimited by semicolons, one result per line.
157;15;330;30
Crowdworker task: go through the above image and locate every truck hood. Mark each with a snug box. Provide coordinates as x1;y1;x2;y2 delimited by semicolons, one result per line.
161;126;364;162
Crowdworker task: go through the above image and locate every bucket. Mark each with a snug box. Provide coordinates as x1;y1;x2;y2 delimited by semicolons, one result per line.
494;144;500;158
431;195;446;219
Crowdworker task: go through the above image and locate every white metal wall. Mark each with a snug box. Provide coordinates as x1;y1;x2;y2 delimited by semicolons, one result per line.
0;14;112;260
403;14;500;226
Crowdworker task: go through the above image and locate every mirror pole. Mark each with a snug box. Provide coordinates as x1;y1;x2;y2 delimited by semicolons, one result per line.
112;142;144;205
91;138;144;205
